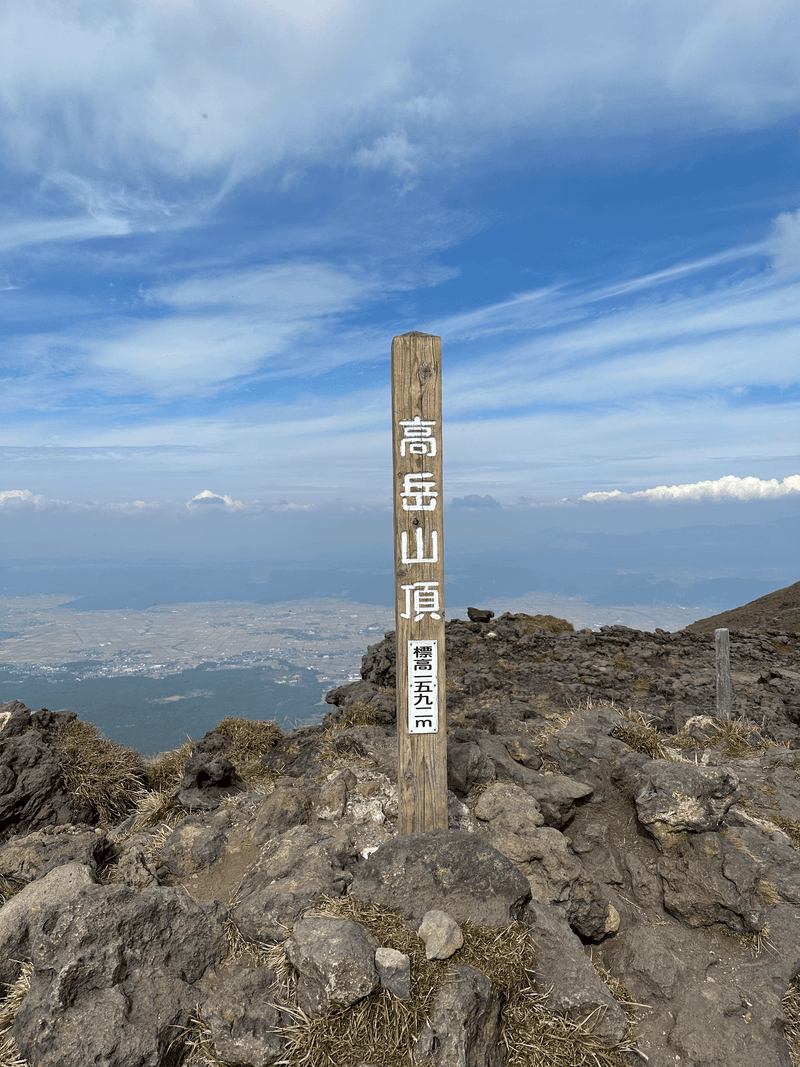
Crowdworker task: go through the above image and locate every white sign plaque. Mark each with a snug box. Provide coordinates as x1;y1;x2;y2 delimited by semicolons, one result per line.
407;639;439;734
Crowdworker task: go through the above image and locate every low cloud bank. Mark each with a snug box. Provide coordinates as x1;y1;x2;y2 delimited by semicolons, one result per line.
582;474;800;503
0;489;44;505
187;490;244;509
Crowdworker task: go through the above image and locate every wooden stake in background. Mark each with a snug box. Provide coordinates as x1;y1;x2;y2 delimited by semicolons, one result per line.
391;331;448;835
715;627;732;721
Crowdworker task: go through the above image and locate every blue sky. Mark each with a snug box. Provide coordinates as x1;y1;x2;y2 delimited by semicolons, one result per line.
1;0;799;547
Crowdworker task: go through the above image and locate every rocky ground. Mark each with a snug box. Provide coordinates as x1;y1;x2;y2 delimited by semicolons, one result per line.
1;591;800;1067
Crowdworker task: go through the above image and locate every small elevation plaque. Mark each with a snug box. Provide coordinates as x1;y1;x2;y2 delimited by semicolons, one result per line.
407;639;438;734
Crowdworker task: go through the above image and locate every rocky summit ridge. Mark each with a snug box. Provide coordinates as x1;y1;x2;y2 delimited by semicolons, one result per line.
1;592;800;1067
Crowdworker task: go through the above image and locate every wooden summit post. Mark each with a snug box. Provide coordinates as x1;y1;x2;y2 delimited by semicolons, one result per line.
391;331;448;835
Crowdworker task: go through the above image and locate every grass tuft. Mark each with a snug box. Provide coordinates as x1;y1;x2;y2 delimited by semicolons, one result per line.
669;717;777;760
146;741;195;793
55;719;146;826
502;984;638;1067
612;708;670;760
766;815;800;851
214;716;283;761
338;704;378;729
784;975;800;1067
0;960;32;1067
515;614;575;636
758;878;782;907
274;897;530;1067
315;722;376;771
173;1009;233;1067
222;911;275;969
0;877;26;909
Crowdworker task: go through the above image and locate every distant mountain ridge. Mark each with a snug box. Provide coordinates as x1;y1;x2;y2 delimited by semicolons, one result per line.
687;579;800;633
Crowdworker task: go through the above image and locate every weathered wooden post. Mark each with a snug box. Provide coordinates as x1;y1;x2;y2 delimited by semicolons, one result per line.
715;627;732;721
391;331;448;834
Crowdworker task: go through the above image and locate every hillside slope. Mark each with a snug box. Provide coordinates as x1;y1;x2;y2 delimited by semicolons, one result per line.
687;578;800;634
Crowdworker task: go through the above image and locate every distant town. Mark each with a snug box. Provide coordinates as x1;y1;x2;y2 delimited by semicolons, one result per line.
0;596;396;691
0;593;714;689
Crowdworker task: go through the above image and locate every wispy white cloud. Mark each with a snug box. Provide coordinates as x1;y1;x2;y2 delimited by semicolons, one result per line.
582;474;800;503
2;261;382;401
2;0;800;184
0;214;130;252
771;208;800;273
355;129;419;180
146;262;370;314
0;171;185;252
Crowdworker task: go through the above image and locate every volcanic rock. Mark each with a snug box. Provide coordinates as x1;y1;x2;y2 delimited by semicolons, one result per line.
349;828;531;927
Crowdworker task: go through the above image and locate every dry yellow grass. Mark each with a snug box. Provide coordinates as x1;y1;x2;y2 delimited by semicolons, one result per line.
55;719;146;826
784;976;800;1067
515;614;575;635
0;960;32;1067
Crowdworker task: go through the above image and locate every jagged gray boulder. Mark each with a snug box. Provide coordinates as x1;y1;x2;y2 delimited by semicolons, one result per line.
413;964;503;1067
12;882;228;1067
657;830;766;933
473;780;544;832
475;732;543;783
635;760;740;842
252;781;310;843
528;901;628;1045
161;810;233;876
473;796;617;941
115;845;160;888
0;823;111;882
543;705;632;774
723;822;800;903
201;960;287;1066
317;775;349;820
447;740;495;795
600;903;800;1066
177;751;246;810
0;861;95;986
349;828;531;927
286;916;380;1016
0;727;77;839
521;771;594;828
231;825;358;942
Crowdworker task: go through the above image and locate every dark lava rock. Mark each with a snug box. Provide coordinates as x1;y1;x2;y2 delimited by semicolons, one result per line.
230;826;358;943
528;901;627;1045
0;823;112;883
201;960;287;1067
349;828;531;927
657;830;766;933
177;751;246;811
414;964;503;1067
0;724;77;840
635;760;740;843
12;881;227;1067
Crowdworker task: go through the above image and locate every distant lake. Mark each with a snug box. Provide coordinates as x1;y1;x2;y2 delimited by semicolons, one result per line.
0;660;330;755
